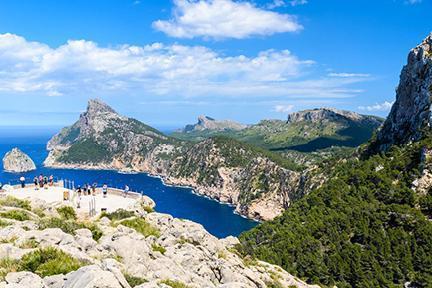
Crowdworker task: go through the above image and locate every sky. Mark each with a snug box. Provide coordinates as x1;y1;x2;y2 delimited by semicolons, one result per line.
0;0;430;129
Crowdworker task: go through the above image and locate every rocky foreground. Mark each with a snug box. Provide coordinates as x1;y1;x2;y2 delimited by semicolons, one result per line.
2;148;36;173
0;194;317;288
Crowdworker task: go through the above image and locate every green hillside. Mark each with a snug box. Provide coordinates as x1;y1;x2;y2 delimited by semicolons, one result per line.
172;110;383;154
238;136;432;287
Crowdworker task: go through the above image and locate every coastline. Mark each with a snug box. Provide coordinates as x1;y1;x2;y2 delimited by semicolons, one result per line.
43;161;261;222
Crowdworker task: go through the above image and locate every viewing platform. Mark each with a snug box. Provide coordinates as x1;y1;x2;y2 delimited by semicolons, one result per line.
0;180;152;218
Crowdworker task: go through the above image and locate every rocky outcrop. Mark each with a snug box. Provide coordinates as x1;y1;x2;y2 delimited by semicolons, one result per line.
287;108;382;127
0;196;318;288
370;33;432;152
181;115;247;133
2;148;36;173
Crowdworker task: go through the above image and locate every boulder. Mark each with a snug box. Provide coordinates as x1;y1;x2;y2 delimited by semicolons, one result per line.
4;271;44;288
63;265;128;288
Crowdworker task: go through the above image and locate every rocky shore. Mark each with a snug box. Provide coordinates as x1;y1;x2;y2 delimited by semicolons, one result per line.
0;192;317;288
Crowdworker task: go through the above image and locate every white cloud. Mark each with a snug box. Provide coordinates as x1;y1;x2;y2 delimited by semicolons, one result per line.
358;101;394;112
267;0;307;9
0;33;371;105
328;72;370;78
274;104;294;113
153;0;302;39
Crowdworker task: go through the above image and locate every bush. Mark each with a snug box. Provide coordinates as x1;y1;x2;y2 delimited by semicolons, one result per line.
0;210;30;221
0;196;31;211
38;217;102;241
151;243;166;254
100;209;134;221
0;258;20;280
119;217;160;238
20;247;84;277
56;206;77;220
124;273;147;286
159;280;190;288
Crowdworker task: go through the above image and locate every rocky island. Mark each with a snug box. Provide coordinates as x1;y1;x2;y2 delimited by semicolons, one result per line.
0;187;316;288
2;148;36;173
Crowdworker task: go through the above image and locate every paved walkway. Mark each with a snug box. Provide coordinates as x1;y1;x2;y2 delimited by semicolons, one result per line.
2;185;137;217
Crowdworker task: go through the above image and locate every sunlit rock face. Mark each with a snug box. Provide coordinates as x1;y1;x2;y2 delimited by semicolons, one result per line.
372;33;432;152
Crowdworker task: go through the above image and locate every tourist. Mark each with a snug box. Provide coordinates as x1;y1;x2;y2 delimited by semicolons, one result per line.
92;183;97;195
38;174;44;188
77;185;82;197
43;176;48;189
49;175;54;186
0;182;3;191
33;176;38;190
123;184;130;198
102;183;108;198
19;176;25;188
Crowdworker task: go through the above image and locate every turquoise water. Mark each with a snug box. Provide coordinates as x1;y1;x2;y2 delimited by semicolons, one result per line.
0;128;257;238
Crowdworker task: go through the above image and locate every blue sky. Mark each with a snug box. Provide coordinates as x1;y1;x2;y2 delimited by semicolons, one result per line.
0;0;430;129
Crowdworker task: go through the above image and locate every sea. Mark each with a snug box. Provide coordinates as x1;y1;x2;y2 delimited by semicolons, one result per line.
0;126;257;238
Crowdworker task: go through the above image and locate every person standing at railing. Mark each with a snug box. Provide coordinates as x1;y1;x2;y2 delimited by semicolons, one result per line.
102;183;108;198
38;174;44;188
43;176;48;189
49;175;54;186
33;176;38;190
19;176;25;188
123;185;129;198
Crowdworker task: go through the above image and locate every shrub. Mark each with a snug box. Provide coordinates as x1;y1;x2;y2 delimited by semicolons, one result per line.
151;243;166;255
100;209;134;221
119;217;160;238
124;273;147;286
56;206;77;220
20;247;84;277
142;205;154;213
159;279;190;288
82;222;103;241
38;217;102;241
0;210;30;221
0;196;31;211
18;238;39;249
0;258;20;280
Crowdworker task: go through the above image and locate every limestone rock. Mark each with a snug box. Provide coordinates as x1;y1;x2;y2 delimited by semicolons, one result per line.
371;33;432;152
63;265;128;288
5;272;44;288
2;148;36;173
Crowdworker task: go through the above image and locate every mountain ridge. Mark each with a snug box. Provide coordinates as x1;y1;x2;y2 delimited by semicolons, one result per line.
44;100;315;221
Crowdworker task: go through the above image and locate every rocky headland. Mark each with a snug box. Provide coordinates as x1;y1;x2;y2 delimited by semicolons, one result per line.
44;99;317;221
2;148;36;173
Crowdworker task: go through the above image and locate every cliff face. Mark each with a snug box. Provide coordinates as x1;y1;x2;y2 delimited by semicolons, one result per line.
45;100;310;221
2;148;36;173
165;137;307;220
370;33;432;152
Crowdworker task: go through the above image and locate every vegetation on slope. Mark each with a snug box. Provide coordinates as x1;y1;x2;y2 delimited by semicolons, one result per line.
172;116;382;154
239;137;432;287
